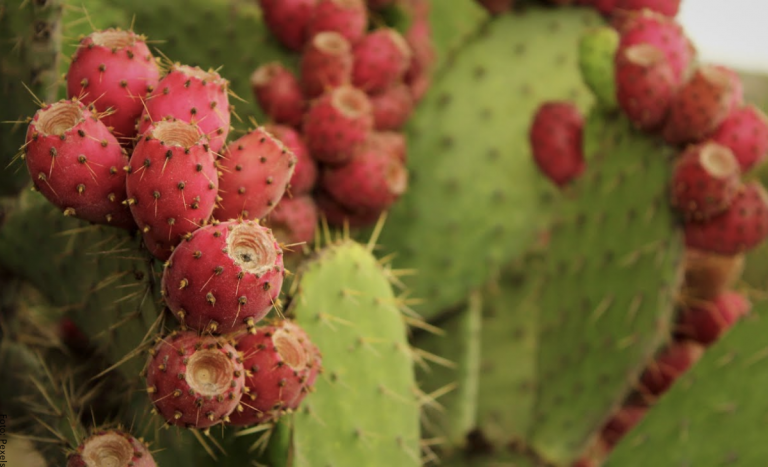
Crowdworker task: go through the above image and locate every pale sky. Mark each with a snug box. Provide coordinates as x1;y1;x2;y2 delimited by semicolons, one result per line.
678;0;768;73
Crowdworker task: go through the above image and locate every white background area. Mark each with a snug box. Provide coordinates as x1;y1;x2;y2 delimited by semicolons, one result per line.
678;0;768;73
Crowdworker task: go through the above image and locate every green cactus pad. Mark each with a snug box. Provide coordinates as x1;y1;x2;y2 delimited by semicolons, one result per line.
428;0;487;68
377;7;599;320
605;299;768;466
578;26;619;111
0;0;62;196
414;290;482;448
527;110;684;464
290;240;420;467
439;449;538;467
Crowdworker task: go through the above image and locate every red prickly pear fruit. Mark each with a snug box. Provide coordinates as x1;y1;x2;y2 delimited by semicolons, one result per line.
615;44;676;131
617;10;695;85
251;63;306;127
307;0;368;45
145;331;246;428
669;142;741;221
370;131;407;164
315;190;382;227
265;195;319;251
162;220;285;333
475;0;514;14
321;136;408;212
370;83;414;131
682;249;744;301
640;340;704;396
216;127;297;222
300;32;354;99
303;85;374;164
677;291;751;345
229;319;321;426
24;99;135;229
126;120;218;261
600;405;648;447
264;124;317;195
615;0;680;17
685;182;768;255
258;0;318;52
575;0;617;16
138;64;231;153
713;65;744;112
66;430;156;467
711;105;768;173
663;66;736;146
281;320;322;408
66;29;160;142
529;101;585;187
352;29;412;94
404;17;435;92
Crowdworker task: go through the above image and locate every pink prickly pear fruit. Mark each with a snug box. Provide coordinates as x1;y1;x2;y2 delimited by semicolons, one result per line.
677;291;751;345
66;29;160;142
24;99;135;229
138;64;231;153
216;127;297;222
307;0;368;45
640;340;704;396
617;10;695;85
475;0;514;14
600;405;648;447
370;83;414;131
711;105;768;173
685;182;768;255
529;101;585;187
300;32;354;99
315;190;383;227
663;66;736;145
352;29;412;94
615;0;680;17
370;131;407;164
126;120;218;261
321;136;408;212
303;85;374;164
265;195;319;251
615;44;676;131
713;65;744;112
259;0;318;52
66;430;156;467
682;249;744;302
229;319;322;426
145;331;246;428
251;63;306;127
264;124;317;195
162;220;285;333
669;142;741;221
404;17;435;98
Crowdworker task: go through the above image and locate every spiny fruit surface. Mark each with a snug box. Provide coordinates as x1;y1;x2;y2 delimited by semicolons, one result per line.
314;190;382;227
251;62;305;127
370;83;414;131
677;291;751;345
670;142;741;220
145;330;245;428
615;43;675;131
321;135;408;212
25;99;134;229
530;101;585;187
303;85;374;164
300;32;354;99
229;319;321;426
663;66;735;145
138;64;231;153
259;0;318;51
126;120;218;261
685;182;768;255
600;405;648;448
67;430;156;467
711;105;768;173
265;124;317;195
216;127;296;222
265;195;319;251
351;28;412;94
66;29;160;141
639;340;704;396
307;0;368;44
616;0;680;17
162;220;285;333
